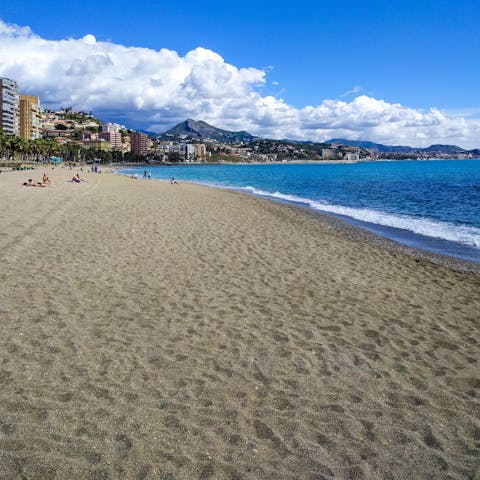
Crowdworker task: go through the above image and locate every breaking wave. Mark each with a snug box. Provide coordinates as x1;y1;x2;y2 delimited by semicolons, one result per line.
242;186;480;248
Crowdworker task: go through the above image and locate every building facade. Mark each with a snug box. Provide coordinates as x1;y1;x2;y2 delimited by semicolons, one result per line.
321;148;336;160
20;95;42;139
155;142;207;161
131;132;148;156
194;144;207;160
100;122;122;150
0;77;20;135
99;132;122;150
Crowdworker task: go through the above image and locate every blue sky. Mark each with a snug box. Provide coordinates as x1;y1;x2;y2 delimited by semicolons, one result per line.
1;0;480;146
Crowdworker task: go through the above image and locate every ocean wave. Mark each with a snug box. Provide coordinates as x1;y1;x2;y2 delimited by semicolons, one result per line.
242;186;480;248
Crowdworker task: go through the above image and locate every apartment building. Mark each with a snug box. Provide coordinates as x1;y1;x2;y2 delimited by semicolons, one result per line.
155;142;207;161
194;143;207;160
321;148;337;160
0;77;20;135
20;95;42;139
131;131;148;156
99;122;123;150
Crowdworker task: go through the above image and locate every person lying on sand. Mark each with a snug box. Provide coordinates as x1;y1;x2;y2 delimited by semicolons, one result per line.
69;174;85;183
23;179;47;187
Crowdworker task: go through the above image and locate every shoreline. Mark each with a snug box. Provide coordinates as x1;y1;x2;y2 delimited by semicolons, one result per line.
192;179;480;275
231;188;480;270
111;157;480;166
0;168;479;479
267;195;480;275
115;166;480;269
4;164;480;273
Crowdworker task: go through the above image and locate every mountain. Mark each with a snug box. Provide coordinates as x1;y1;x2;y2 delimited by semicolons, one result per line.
160;119;256;143
138;129;158;137
328;139;467;154
422;144;466;153
328;139;412;153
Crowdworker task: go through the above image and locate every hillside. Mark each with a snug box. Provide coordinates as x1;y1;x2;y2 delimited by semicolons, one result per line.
159;119;256;143
328;139;412;153
328;138;467;154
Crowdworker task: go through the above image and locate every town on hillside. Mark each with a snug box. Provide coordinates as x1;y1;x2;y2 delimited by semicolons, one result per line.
1;77;477;165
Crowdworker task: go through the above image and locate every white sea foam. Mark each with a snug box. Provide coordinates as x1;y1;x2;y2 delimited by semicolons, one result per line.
242;186;480;248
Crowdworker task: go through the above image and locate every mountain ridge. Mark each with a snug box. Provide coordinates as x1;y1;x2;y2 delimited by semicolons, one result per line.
159;119;256;143
327;138;467;153
157;120;476;154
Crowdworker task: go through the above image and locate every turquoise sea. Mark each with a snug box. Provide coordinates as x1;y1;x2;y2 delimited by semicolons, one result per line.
119;160;480;263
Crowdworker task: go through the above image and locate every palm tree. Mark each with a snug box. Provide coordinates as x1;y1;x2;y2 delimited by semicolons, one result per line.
0;132;7;160
0;132;15;161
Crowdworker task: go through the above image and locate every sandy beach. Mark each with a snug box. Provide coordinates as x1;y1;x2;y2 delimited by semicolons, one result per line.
0;167;479;479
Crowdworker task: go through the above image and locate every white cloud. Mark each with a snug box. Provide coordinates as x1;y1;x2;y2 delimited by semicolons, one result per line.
1;19;479;148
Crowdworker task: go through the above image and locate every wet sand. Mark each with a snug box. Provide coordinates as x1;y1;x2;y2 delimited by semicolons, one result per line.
0;167;479;479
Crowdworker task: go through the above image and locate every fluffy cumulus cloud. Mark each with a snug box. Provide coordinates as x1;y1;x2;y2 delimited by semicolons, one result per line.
1;19;479;147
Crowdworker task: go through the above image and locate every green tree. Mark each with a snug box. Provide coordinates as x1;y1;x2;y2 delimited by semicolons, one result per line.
167;151;183;163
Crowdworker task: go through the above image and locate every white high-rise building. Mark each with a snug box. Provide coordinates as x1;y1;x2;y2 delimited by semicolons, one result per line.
0;77;20;135
102;122;121;134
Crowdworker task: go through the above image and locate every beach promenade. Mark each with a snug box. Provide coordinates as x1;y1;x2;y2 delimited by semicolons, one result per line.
0;168;479;479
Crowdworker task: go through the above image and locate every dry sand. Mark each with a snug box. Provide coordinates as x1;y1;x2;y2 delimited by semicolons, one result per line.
0;167;479;480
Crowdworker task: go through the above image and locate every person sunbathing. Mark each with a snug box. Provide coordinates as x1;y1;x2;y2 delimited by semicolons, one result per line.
23;179;47;187
43;174;52;185
70;174;83;183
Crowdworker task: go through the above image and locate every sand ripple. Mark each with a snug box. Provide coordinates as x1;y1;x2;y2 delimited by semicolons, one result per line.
0;169;479;479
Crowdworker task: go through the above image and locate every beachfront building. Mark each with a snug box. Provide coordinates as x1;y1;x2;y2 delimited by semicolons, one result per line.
122;135;131;154
19;95;42;139
184;144;196;161
155;142;208;161
0;77;20;135
131;131;148;156
321;148;337;160
194;143;207;161
99;122;122;150
169;143;195;161
156;143;172;154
